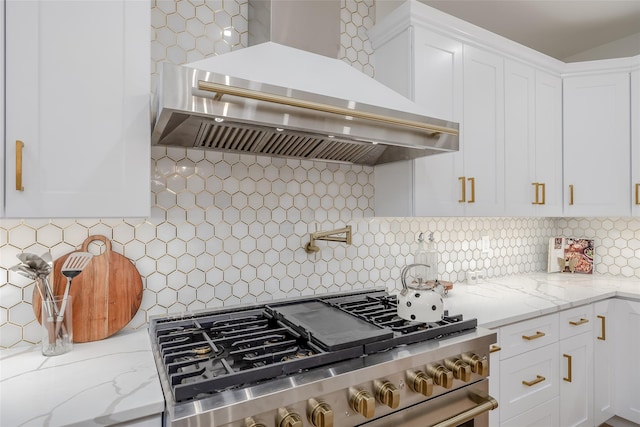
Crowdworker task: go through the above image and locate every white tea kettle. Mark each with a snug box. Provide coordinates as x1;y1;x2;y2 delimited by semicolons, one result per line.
397;263;444;323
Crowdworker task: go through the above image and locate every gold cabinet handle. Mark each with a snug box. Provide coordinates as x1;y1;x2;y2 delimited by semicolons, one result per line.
489;344;501;353
539;183;545;205
597;315;606;340
531;182;539;205
563;354;573;382
522;375;545;387
16;140;25;191
467;177;475;203
569;184;574;205
569;318;589;326
458;176;466;203
635;183;640;205
522;331;545;341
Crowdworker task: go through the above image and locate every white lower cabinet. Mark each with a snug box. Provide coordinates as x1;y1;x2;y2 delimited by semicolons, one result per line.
492;300;638;427
559;333;593;427
614;299;640;423
593;299;616;426
500;397;560;427
499;343;560;422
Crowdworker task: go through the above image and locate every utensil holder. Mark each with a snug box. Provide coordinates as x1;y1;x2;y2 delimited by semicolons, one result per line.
41;296;72;356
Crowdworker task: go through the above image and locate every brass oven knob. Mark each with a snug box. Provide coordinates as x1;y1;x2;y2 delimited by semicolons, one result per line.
444;357;472;382
407;370;433;396
349;387;375;418
277;407;303;427
374;380;400;409
461;352;489;376
307;398;334;427
244;417;267;427
426;363;454;389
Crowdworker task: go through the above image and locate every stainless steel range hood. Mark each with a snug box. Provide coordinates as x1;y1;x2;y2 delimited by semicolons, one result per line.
151;2;459;166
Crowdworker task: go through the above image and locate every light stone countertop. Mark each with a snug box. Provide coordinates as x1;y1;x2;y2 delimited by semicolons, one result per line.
443;272;640;329
0;328;164;427
1;273;639;427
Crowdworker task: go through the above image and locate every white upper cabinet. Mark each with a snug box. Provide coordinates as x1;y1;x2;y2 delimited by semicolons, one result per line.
4;1;150;218
455;45;505;216
504;61;563;216
370;1;561;217
563;71;631;217
632;70;640;216
373;24;464;217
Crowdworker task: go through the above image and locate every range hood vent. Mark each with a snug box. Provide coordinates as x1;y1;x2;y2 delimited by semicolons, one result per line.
152;42;459;166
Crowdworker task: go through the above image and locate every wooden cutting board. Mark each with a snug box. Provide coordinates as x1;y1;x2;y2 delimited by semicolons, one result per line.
33;235;143;343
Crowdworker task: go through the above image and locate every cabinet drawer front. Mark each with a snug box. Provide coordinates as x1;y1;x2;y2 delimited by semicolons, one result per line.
501;397;560;427
559;305;593;339
499;343;560;421
500;342;560;420
499;313;559;359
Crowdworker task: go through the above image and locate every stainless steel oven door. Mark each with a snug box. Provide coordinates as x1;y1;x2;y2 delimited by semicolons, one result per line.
358;379;497;427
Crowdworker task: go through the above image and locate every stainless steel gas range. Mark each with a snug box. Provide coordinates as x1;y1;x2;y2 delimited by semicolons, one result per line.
149;289;497;427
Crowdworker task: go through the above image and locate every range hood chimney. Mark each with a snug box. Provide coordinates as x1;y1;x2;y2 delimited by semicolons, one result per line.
151;1;459;166
248;0;341;58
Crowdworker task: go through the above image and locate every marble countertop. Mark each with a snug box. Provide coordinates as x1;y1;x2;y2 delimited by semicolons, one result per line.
443;272;640;329
0;328;164;427
1;273;639;426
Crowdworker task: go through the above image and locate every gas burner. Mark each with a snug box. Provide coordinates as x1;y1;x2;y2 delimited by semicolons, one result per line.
150;289;478;405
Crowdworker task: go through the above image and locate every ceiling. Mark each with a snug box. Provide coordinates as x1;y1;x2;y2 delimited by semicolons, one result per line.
418;1;640;61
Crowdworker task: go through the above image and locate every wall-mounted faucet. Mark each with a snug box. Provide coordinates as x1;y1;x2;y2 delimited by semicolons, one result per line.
304;225;352;253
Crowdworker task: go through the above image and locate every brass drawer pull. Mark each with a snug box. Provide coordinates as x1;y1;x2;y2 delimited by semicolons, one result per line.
597;315;606;340
522;331;545;341
522;375;545;387
563;354;573;382
636;183;640;205
569;318;589;326
458;176;466;203
569;184;574;205
531;182;545;205
16;140;25;191
467;177;475;203
489;345;501;353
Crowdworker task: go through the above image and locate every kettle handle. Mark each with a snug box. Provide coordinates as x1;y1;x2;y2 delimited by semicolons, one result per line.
401;263;431;291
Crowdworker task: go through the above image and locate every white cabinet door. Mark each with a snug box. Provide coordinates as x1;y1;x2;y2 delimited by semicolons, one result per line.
4;1;150;218
411;29;464;217
457;45;504;216
504;60;536;216
593;299;616;426
559;333;593;427
632;70;640;215
533;70;563;216
373;26;464;217
501;397;559;427
614;299;640;423
499;343;559;421
504;62;562;216
563;72;630;216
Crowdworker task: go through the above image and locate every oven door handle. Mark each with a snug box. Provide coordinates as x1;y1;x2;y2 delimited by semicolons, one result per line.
429;391;498;427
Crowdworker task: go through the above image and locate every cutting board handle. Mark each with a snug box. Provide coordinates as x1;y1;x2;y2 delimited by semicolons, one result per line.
81;235;112;254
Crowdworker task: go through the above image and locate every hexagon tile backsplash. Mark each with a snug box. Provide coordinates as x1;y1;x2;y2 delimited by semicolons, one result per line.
2;0;640;349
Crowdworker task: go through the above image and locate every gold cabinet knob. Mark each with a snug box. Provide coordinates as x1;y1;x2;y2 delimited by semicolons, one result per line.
244;416;266;427
307;398;334;427
349;387;375;418
374;380;400;409
277;408;303;427
407;370;433;396
444;357;472;382
426;363;454;389
461;352;489;376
